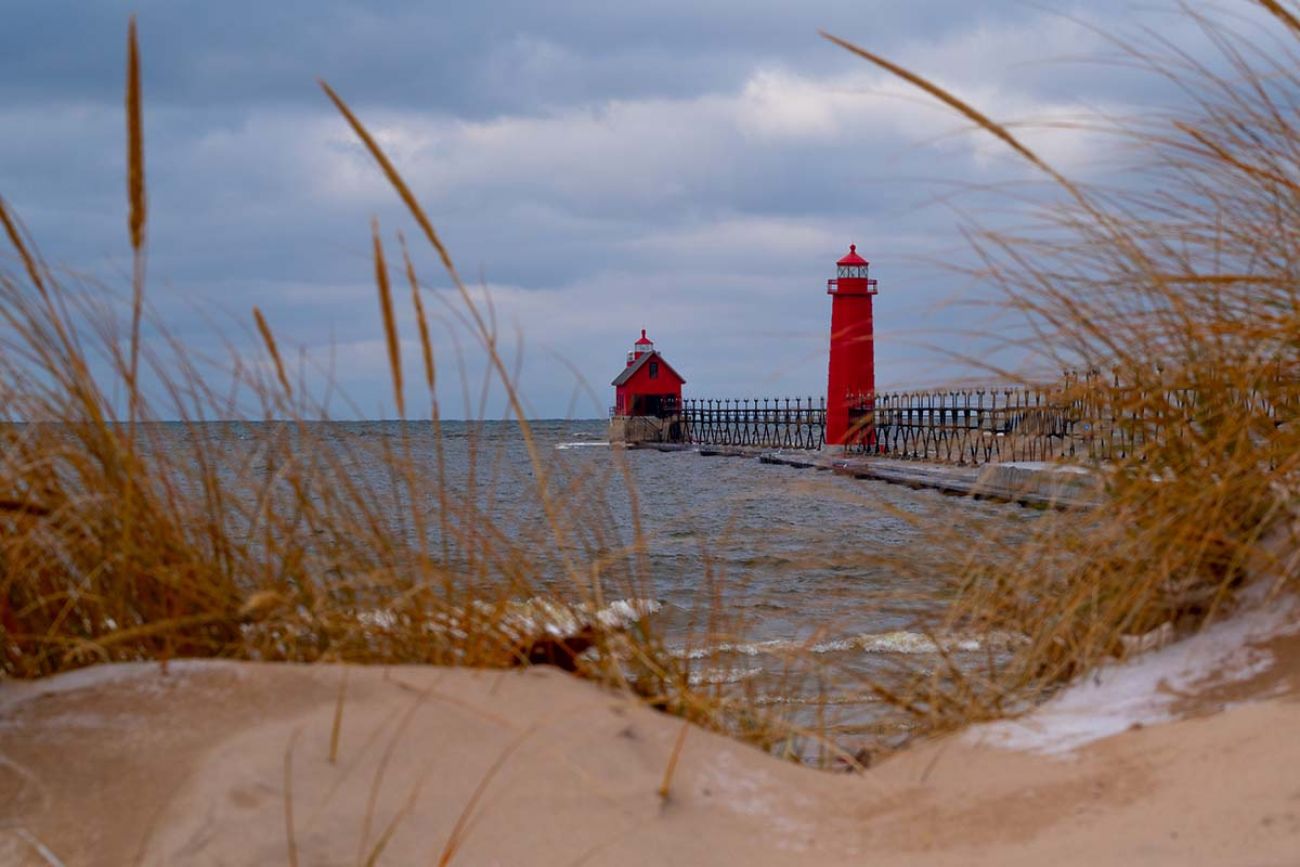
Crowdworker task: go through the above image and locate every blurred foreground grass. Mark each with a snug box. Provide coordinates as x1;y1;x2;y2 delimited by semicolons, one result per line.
2;5;1298;768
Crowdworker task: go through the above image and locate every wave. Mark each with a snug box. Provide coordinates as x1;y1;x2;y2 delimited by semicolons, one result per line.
472;596;662;637
816;631;981;655
672;639;790;659
554;441;611;450
671;630;1026;660
688;666;764;686
752;691;880;706
355;597;662;641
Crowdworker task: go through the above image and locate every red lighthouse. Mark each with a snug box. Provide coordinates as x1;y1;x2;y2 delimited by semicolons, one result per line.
609;329;686;445
611;329;685;417
825;244;879;447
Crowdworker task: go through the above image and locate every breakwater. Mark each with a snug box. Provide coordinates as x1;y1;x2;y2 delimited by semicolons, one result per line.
682;373;1294;466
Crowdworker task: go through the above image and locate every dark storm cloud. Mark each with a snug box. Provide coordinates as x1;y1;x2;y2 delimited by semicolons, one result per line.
0;0;1250;417
0;1;1037;112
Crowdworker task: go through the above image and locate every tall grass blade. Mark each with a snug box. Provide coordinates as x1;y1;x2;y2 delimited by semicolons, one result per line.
372;219;404;417
125;17;147;431
253;306;293;400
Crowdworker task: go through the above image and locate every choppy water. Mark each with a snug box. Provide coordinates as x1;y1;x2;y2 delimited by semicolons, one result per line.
151;418;1030;743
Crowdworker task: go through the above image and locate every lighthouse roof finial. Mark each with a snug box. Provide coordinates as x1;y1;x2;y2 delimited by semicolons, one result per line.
635;328;653;345
837;243;869;266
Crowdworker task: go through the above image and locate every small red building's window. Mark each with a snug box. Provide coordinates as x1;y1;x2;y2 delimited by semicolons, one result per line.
649;361;659;379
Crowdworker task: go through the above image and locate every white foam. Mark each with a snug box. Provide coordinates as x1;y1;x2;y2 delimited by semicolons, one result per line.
848;631;980;654
468;596;662;639
554;441;610;450
357;610;398;629
967;594;1300;756
673;630;1025;659
753;691;879;706
673;639;794;660
592;598;663;629
688;666;764;686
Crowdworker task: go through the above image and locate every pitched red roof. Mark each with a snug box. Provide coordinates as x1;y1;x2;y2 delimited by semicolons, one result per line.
611;350;686;387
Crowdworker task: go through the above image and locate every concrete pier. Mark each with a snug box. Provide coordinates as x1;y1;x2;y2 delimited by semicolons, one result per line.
824;456;1103;509
633;443;1103;509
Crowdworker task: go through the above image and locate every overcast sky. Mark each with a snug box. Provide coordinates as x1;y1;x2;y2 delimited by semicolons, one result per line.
0;1;1246;418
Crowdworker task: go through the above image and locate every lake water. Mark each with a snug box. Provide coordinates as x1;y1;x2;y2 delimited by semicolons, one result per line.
151;418;1029;748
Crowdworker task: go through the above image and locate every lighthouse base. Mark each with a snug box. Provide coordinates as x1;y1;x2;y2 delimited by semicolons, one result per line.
608;415;683;446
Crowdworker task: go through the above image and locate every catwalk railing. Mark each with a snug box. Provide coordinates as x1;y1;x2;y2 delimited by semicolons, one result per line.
679;374;1294;464
847;377;1295;465
849;387;1087;465
679;397;826;450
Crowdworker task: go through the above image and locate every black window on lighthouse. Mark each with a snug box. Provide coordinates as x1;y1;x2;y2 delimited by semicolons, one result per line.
649;361;659;379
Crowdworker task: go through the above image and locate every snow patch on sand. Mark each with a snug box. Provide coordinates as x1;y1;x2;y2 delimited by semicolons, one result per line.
0;659;244;711
701;751;815;848
968;594;1300;756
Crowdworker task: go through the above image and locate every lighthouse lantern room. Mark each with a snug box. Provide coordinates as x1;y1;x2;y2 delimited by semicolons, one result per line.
825;244;880;447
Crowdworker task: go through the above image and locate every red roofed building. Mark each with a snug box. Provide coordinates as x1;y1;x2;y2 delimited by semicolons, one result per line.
611;329;685;417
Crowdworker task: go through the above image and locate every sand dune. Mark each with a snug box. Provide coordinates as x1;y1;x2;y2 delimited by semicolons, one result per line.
2;606;1298;866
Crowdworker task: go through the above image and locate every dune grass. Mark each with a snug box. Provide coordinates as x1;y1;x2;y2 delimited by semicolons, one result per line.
2;3;1299;779
0;19;832;769
816;0;1300;736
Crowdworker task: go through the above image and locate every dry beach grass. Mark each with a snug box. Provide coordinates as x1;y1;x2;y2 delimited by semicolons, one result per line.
0;0;1298;815
820;0;1300;735
0;19;830;769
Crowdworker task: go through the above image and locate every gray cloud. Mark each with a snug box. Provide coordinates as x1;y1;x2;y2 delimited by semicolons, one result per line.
0;0;1250;417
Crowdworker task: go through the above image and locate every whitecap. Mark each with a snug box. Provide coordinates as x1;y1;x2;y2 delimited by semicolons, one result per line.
752;691;879;706
669;630;1026;659
688;666;764;686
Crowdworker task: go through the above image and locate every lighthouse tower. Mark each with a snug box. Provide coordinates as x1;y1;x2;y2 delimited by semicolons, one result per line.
825;244;879;447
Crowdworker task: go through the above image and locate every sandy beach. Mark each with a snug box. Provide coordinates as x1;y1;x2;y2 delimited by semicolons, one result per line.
3;598;1298;866
4;2;1300;864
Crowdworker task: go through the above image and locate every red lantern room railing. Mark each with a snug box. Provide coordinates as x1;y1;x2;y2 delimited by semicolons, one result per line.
826;245;878;295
